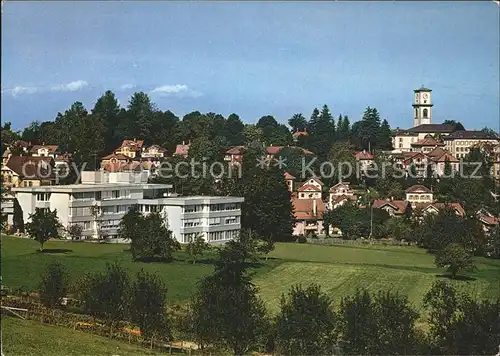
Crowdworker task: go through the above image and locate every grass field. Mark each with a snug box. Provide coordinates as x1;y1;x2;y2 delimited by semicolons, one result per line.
1;316;165;355
2;235;499;313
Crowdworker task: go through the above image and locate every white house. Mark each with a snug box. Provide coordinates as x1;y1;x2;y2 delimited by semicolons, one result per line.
12;171;244;244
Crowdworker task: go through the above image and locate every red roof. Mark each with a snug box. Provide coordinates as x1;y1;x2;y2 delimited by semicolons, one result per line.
284;171;296;180
435;153;459;163
372;200;410;215
101;153;131;161
119;139;144;151
292;198;326;220
355;151;374;160
411;137;445;147
292;130;308;138
145;145;167;153
226;146;246;155
297;184;321;192
478;214;500;225
329;182;351;192
331;195;357;205
426;147;448;158
174;144;190;156
30;145;59;154
266;146;314;156
417;202;465;217
5;156;54;179
406;185;432;194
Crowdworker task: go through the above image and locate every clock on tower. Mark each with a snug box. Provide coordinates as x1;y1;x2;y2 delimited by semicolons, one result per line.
412;87;433;127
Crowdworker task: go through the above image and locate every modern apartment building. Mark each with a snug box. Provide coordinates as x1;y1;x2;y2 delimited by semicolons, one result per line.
443;130;499;159
12;171;244;243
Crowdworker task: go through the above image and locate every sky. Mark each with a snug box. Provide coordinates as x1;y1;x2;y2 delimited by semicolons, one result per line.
2;1;499;132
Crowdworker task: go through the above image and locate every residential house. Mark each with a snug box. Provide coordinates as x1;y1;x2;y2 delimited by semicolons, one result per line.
477;209;499;233
224;146;246;166
100;153;132;172
392;124;455;152
13;171;244;243
265;145;314;160
355;150;374;173
405;185;433;206
114;139;144;159
141;145;167;160
173;141;190;158
30;144;59;159
291;197;326;236
292;128;308;142
443;130;499;159
416;202;465;217
284;171;295;192
1;156;54;188
328;182;357;209
393;151;429;177
372;199;412;217
428;150;460;176
296;177;323;200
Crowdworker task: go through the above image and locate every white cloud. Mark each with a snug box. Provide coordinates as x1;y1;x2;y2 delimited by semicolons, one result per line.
120;83;135;90
2;85;38;97
150;84;202;97
51;80;89;92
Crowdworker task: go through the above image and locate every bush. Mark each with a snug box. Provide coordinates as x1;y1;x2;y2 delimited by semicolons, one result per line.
297;235;307;244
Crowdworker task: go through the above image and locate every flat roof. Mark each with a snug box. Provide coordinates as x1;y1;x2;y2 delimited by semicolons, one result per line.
138;196;245;205
12;183;173;193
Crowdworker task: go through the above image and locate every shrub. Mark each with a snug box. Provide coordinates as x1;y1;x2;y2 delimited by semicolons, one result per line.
297;235;307;244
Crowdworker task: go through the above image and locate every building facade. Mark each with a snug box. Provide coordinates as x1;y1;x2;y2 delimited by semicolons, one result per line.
443;130;499;159
12;171;244;244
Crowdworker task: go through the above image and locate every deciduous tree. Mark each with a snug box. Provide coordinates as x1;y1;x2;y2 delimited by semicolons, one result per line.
25;208;61;251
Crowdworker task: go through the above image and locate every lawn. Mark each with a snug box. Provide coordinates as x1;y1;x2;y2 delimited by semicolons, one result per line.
1;316;166;355
2;235;499;313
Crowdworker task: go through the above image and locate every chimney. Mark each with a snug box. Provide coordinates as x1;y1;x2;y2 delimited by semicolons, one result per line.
182;140;185;145
313;199;317;216
134;138;136;142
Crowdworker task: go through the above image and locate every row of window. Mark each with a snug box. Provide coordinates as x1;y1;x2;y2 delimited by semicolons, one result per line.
36;193;51;201
407;194;432;201
208;230;239;242
70;205;131;217
183;216;240;227
184;203;241;213
71;190;129;201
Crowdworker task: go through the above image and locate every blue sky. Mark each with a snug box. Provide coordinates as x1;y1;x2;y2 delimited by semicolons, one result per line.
2;1;499;131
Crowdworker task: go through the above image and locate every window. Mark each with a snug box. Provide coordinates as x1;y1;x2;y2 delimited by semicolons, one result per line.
225;216;239;225
28;181;33;187
415;108;418;117
112;190;120;199
209;217;221;226
423;109;428;118
184;218;201;227
36;193;51;201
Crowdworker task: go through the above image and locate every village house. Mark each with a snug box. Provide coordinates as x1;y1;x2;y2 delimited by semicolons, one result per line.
114;139;144;159
416;202;466;217
141;144;167;160
405;185;433;207
30;144;59;159
328;182;357;209
291;197;326;236
292;128;308;142
284;171;295;192
426;148;460;176
173;141;190;158
224;146;246;166
1;155;55;188
372;199;412;217
355;150;374;173
296;177;323;200
410;134;445;154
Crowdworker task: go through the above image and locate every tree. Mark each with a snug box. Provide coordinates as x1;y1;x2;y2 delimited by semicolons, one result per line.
25;208;61;251
130;270;170;347
92;90;121;152
119;208;180;262
186;233;210;264
243;124;264;145
127;92;155;140
353;107;381;150
306;105;336;161
275;284;337;355
443;120;465;132
225;113;245;146
435;243;475;279
339;289;419;355
67;224;83;241
39;261;67;309
377;119;392;150
384;218;411;241
288;113;307;132
78;263;131;337
12;198;24;233
188;241;269;354
327;141;356;183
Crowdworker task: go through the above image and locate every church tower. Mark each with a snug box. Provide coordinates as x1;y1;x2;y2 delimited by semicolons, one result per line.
412;86;433;127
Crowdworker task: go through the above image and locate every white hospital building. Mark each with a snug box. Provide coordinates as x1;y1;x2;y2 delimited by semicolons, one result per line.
12;171;244;243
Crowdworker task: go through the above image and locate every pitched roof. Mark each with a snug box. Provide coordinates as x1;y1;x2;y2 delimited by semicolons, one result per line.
284;171;296;180
297;184;322;192
174;144;190;156
292;198;326;220
266;146;314;156
329;182;351;192
5;156;54;179
443;130;499;141
426;147;448;158
101;153;131;161
118;139;144;150
417;202;465;217
406;185;432;194
225;146;246;155
331;194;357;205
434;153;459;163
30;145;59;154
478;214;499;226
145;144;167;153
411;136;445;147
407;124;455;134
292;130;308;138
355;151;374;160
372;200;410;215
